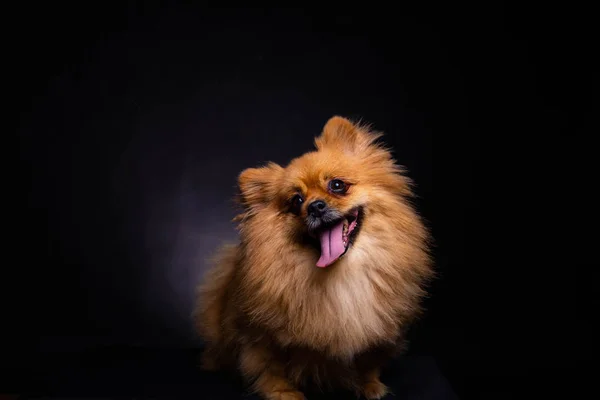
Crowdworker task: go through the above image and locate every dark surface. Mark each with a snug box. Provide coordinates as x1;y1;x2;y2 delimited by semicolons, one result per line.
8;3;595;400
4;347;457;399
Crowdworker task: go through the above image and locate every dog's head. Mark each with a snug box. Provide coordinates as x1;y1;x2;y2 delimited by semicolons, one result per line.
236;116;418;268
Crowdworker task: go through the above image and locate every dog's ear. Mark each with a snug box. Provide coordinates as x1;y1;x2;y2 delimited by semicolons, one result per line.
237;162;283;209
314;116;382;153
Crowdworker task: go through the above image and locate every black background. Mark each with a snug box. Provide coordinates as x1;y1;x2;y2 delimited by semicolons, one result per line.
8;3;596;399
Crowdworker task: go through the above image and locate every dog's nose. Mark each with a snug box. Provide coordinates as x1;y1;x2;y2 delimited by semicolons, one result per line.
307;200;328;217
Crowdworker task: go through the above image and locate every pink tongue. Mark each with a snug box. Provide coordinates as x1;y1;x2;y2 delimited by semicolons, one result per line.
316;220;346;268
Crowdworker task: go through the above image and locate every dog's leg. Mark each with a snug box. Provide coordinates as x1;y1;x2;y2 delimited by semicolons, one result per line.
354;345;394;399
239;343;305;400
359;367;389;399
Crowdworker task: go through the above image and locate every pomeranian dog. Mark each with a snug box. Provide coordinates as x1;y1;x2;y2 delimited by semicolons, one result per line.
193;116;433;399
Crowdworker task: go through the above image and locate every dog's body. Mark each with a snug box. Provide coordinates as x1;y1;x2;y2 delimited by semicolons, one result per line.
194;117;433;399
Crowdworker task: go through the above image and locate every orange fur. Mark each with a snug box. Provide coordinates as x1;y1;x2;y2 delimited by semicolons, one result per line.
193;116;434;399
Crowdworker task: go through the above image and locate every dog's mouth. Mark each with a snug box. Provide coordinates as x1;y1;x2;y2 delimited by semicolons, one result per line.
311;207;362;268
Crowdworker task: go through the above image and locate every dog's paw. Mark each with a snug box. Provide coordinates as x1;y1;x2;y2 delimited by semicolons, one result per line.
265;389;306;400
362;379;389;399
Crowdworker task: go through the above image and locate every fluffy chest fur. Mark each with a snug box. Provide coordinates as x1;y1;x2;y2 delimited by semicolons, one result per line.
298;282;389;354
238;250;402;360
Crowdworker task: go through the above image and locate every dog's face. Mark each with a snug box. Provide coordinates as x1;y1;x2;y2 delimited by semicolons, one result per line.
236;116;414;268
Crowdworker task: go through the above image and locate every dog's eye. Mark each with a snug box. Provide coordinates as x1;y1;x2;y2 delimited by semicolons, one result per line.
328;179;347;194
290;194;304;214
